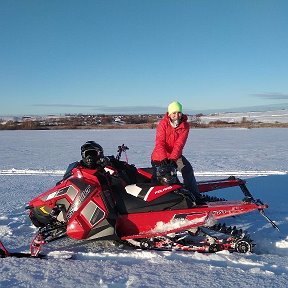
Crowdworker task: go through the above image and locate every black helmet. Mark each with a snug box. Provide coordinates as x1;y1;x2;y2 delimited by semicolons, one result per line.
156;163;178;185
81;141;104;168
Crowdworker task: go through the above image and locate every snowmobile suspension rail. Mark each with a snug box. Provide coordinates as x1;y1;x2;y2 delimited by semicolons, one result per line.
239;183;280;231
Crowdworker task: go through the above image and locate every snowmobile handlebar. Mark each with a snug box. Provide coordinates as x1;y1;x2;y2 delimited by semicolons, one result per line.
116;144;129;161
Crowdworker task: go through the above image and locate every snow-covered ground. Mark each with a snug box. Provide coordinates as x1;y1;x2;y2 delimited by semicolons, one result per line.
200;109;288;124
1;128;288;287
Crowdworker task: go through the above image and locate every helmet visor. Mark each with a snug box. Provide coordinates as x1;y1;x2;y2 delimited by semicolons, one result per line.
82;149;99;158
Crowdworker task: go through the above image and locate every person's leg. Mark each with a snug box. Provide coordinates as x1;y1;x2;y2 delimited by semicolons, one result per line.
176;156;200;198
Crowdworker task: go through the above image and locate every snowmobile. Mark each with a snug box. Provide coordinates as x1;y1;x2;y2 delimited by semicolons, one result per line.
0;145;278;258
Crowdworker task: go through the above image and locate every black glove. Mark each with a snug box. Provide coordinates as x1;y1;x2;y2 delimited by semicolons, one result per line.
160;158;177;168
160;158;169;166
168;159;177;168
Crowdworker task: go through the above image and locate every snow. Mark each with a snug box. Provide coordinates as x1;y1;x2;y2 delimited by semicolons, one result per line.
1;128;288;287
200;109;288;124
151;216;207;234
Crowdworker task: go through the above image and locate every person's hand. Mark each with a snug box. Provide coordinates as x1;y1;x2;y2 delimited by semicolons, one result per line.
160;158;177;168
160;158;169;166
168;159;177;168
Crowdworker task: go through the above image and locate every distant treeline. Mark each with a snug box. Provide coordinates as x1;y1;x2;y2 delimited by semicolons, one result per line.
1;116;288;130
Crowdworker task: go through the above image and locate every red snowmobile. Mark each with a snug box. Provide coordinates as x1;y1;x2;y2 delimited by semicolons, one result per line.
0;145;278;258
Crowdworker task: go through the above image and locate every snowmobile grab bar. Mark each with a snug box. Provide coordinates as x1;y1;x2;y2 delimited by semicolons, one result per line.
239;182;255;202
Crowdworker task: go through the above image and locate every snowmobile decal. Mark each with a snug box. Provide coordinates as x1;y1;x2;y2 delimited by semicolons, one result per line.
39;206;49;214
143;185;180;202
125;184;143;197
66;180;98;221
125;183;182;202
80;200;105;227
43;185;78;202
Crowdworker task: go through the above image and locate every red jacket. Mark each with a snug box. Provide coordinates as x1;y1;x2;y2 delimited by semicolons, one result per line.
151;113;189;162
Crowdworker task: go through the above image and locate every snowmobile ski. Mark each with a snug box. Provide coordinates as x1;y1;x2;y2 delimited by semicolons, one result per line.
0;240;46;258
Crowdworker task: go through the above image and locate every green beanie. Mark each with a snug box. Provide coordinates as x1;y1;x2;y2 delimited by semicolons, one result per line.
168;101;182;115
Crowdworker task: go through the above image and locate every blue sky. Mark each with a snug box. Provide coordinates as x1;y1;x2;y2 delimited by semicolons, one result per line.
1;0;288;116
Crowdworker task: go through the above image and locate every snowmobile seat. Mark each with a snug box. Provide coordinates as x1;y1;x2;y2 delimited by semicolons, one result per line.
110;180;195;215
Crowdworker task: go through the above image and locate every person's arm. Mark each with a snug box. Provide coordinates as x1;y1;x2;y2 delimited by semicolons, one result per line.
154;121;168;160
56;161;78;185
169;125;189;160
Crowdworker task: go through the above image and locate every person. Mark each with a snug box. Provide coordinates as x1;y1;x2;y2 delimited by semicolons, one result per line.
57;141;107;183
80;141;106;169
151;101;201;201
